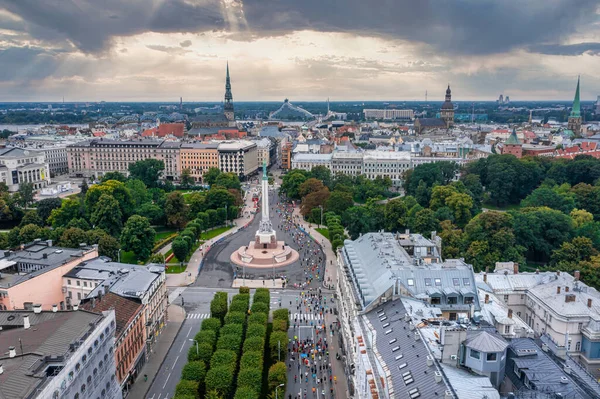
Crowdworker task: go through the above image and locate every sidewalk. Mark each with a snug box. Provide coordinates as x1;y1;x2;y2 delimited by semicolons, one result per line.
126;304;186;398
166;185;258;287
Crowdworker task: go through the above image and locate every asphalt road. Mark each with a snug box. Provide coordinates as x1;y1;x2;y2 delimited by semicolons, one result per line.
195;190;325;290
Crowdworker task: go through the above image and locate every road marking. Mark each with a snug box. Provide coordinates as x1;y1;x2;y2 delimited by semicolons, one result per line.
179;341;185;353
163;373;171;389
186;313;210;319
174;355;180;366
186;326;192;337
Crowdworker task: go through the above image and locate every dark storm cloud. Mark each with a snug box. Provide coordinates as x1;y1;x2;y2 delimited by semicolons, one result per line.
528;42;600;56
0;0;598;56
0;47;62;81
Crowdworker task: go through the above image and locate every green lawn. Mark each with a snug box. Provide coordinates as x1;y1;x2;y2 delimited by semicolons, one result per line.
482;202;521;211
315;228;329;240
165;264;186;274
119;251;139;265
200;226;232;240
154;229;177;242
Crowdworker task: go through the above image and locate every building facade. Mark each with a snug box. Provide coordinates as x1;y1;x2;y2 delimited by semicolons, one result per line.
0;309;121;399
180;142;220;183
42;145;69;177
217;140;258;178
331;152;363;176
568;76;582;136
0;147;51;191
440;85;455;128
363;108;414;120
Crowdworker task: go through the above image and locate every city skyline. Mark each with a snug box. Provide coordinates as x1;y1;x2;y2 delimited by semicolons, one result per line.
0;0;598;101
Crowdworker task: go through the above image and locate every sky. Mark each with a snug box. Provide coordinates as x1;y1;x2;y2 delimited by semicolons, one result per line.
0;0;598;102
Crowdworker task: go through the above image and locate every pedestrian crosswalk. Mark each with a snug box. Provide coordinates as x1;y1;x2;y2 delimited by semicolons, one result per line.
290;313;322;321
186;313;210;320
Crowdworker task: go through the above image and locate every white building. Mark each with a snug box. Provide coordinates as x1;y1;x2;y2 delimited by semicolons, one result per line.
291;153;332;171
331;152;363;176
254;137;273;167
363;109;414;120
0;147;51;191
477;265;600;378
217;140;259;178
362;150;411;187
42;145;69;177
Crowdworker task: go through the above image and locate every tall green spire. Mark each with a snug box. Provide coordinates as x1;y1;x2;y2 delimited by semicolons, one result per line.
570;75;581;118
262;160;267;179
505;127;521;145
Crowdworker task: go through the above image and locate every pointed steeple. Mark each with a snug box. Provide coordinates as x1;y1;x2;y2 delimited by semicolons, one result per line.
505;127;521;145
224;62;233;103
570;75;580;118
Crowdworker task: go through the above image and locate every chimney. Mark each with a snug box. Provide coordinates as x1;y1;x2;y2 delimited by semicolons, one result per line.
485;266;489;273
508;309;513;319
513;262;519;274
535;269;540;274
73;304;79;311
104;285;109;295
557;271;561;276
565;286;569;292
9;346;16;358
445;391;453;399
23;315;30;329
485;294;489;304
557;286;561;294
33;304;42;314
574;270;580;281
52;304;58;313
47;239;53;247
434;371;442;383
483;273;487;283
588;299;592;308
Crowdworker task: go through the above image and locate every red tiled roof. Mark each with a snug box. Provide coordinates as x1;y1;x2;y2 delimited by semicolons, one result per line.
92;132;105;137
80;292;143;338
142;123;185;138
491;129;509;134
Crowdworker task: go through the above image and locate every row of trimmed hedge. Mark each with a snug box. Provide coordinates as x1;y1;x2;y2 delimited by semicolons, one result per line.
266;308;289;396
170;218;205;263
232;287;270;399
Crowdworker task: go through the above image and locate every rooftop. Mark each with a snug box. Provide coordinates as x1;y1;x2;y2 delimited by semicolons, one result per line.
0;310;105;399
80;292;142;339
292;153;333;162
364;299;451;399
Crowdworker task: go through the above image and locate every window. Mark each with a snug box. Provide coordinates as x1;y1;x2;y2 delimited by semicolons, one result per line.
434;278;442;286
431;297;441;305
76;281;80;286
407;279;414;286
448;297;457;304
84;281;88;287
470;349;480;359
424;277;432;287
452;278;459;286
77;292;81;300
504;325;511;334
464;297;474;305
463;278;470;285
486;353;497;361
504;295;509;302
67;279;71;285
576;342;581;351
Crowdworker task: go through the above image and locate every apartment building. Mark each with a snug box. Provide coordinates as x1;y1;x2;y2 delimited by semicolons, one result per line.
362;150;411;187
477;265;600;378
180;142;219;183
63;258;168;355
331;152;363;176
0;147;51;191
67;139;180;180
217;140;258;178
42;145;69;177
363;108;414;120
291;153;332;171
0;309;121;399
81;292;146;395
0;240;98;311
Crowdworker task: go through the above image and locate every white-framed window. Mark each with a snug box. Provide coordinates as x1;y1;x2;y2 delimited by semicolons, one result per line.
470;349;480;359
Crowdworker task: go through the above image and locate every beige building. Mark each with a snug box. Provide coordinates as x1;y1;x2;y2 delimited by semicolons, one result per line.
67;138;181;180
217;140;258;178
0;147;51;191
180;142;220;183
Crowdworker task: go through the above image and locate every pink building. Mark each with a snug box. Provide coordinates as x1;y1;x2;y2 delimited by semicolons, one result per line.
0;240;98;311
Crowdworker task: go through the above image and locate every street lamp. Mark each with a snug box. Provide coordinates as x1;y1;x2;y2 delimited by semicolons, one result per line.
189;339;198;355
117;248;122;263
319;205;323;228
272;254;276;287
275;383;285;399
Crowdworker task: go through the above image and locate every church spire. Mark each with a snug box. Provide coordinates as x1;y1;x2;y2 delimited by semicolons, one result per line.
570;75;581;118
223;62;234;121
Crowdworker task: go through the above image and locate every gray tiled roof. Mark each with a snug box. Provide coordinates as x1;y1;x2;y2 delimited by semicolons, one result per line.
506;339;594;399
366;299;451;398
464;330;508;353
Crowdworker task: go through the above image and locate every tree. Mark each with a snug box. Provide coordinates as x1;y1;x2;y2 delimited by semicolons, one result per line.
438;220;464;259
36;197;63;225
342;206;371;239
125;179;150;207
186;192;206;216
165;192;188;228
445;193;474;227
267;362;287;391
214;172;241;190
175;380;199;398
205;189;235;210
410;209;439;236
120;215;156;261
60;227;88;248
429;185;458;211
18;224;43;243
310;166;332;188
298;178;326;198
128;159;165;188
85;180;134;219
98;235;120;259
570;209;594;228
180;168;195;189
237;368;262;391
300;188;330;217
91;194;123;237
521;186;575;214
136;203;165;225
204;168;222;186
79;178;89;197
66;218;91;231
172;238;190;262
17;183;35;208
326;190;354;216
551;236;597;266
101;171;126;182
205;366;234;397
20;210;43;227
181;361;206;383
281;170;308;199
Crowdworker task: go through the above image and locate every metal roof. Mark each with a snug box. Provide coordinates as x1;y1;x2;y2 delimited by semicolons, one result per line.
464;330;508;353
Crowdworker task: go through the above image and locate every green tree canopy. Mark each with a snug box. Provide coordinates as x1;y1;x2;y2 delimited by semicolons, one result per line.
120;215;156;261
128;159;165;188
